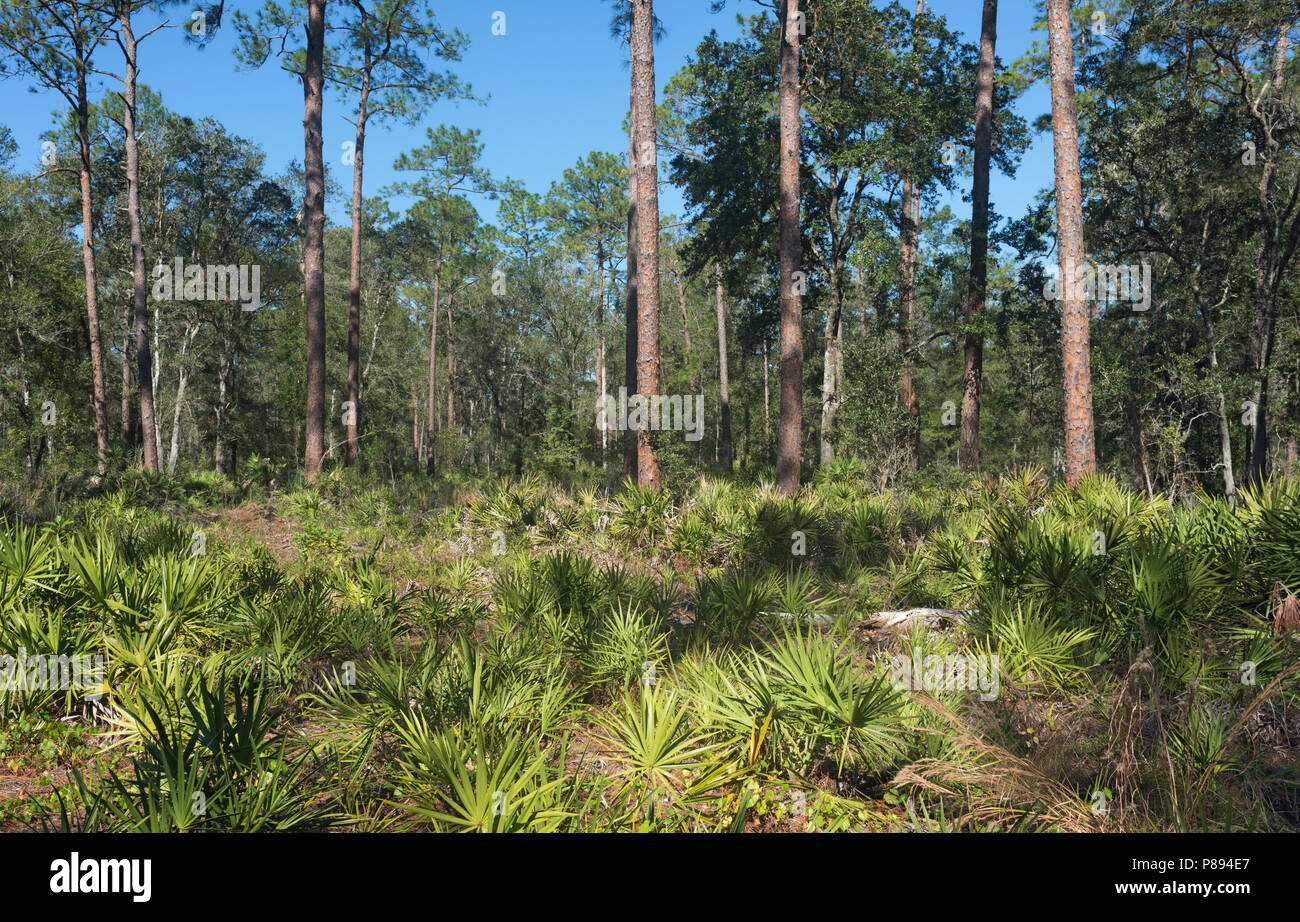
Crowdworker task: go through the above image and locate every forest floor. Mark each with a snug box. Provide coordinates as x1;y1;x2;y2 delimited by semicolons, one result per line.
2;466;1298;831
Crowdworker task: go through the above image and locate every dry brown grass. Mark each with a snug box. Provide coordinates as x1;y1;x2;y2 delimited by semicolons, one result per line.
891;691;1103;832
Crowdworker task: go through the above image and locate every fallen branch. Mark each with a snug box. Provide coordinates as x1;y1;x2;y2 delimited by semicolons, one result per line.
867;608;975;629
766;608;975;632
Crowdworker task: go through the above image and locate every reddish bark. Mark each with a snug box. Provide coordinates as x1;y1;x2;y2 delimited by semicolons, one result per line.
631;0;660;490
776;0;803;497
345;77;369;467
959;0;997;472
1047;0;1097;486
302;0;327;480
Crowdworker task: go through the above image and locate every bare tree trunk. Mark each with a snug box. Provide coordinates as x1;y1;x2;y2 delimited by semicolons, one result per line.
1047;0;1097;486
632;0;661;490
673;267;699;392
119;299;131;446
818;287;842;466
214;351;229;474
959;0;997;472
1195;276;1237;503
897;0;925;472
1245;26;1291;487
15;325;34;475
624;108;639;480
302;0;327;480
152;304;162;464
345;79;369;467
120;7;157;473
597;252;607;461
1136;406;1154;498
1287;366;1299;470
446;302;456;430
412;387;420;467
426;271;440;476
776;0;803;496
1215;388;1236;501
75;56;108;474
166;324;198;476
715;261;732;472
763;334;771;457
899;176;919;470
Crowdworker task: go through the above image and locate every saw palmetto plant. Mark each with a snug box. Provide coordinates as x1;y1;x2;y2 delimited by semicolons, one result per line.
3;471;1298;834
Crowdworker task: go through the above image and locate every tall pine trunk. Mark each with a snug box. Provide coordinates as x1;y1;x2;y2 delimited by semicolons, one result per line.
75;51;108;474
302;0;327;480
631;0;660;489
345;79;369;467
120;5;157;472
425;271;440;476
624;109;639;480
897;0;925;472
596;251;607;461
1047;0;1096;486
763;334;771;458
959;0;997;472
446;302;456;430
1245;27;1291;486
119;301;131;446
715;262;732;472
776;0;803;496
673;267;698;392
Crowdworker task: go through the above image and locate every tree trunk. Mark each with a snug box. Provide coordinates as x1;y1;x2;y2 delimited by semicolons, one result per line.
119;300;131;446
412;387;420;467
959;0;997;473
121;7;156;472
1194;277;1236;503
426;271;440;476
1245;27;1291;487
899;176;919;470
631;0;661;490
596;251;607;461
446;302;456;430
1046;0;1097;487
345;80;369;467
763;334;771;457
152;304;162;464
776;0;803;496
214;350;229;474
1287;366;1299;470
302;0;327;480
1136;405;1154;498
714;262;732;472
897;0;925;472
673;267;698;392
819;285;843;466
166;324;198;476
624;104;639;480
75;56;108;474
15;325;34;475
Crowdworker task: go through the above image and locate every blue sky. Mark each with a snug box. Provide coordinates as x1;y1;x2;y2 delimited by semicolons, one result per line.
2;0;1057;229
